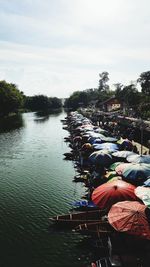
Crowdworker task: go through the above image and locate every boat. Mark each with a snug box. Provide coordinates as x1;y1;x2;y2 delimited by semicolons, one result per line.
71;200;100;211
74;220;114;236
49;209;107;228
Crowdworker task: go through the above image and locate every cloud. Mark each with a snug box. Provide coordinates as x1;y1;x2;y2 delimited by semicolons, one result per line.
0;0;150;97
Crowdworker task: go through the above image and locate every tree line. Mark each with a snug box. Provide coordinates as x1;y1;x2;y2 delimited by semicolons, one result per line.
0;80;62;117
0;70;150;118
64;71;150;119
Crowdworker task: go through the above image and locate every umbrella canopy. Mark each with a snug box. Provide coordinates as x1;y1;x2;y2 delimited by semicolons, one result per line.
127;154;150;164
122;163;150;183
112;150;136;159
115;163;133;175
109;162;123;171
88;150;113;167
108;201;150;240
101;137;118;142
92;138;103;144
91;180;137;209
117;138;133;150
93;143;119;152
144;178;150;187
81;143;93;151
135;186;150;208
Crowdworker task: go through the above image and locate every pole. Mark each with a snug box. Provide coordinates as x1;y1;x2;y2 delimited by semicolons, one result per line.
140;119;143;156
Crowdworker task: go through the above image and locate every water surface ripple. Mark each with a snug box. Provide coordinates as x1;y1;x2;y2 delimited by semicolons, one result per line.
0;112;89;267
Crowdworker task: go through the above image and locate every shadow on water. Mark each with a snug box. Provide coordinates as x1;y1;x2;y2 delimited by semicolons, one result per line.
0;113;24;133
34;109;62;123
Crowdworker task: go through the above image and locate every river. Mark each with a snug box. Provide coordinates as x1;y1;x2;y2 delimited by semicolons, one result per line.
0;111;91;267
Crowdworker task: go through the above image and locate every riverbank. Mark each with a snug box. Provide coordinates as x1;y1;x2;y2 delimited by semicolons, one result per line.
79;108;150;153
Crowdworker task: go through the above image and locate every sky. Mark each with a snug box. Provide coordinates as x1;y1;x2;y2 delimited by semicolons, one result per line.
0;0;150;98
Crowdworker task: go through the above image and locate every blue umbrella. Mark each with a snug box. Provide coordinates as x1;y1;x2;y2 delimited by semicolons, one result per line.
122;163;150;182
89;150;113;166
93;143;119;152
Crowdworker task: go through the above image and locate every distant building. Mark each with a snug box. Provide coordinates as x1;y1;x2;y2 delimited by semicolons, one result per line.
97;96;121;112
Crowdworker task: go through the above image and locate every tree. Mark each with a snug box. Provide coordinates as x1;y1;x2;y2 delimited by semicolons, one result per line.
98;71;109;92
49;97;62;109
24;95;62;111
138;71;150;95
0;80;23;116
24;95;50;111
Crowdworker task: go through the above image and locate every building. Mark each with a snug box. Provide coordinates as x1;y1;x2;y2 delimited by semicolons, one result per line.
97;96;121;112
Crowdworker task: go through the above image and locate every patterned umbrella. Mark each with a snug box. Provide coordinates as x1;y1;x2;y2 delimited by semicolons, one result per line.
108;201;150;240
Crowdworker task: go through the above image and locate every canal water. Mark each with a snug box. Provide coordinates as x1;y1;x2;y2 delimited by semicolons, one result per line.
0;111;92;267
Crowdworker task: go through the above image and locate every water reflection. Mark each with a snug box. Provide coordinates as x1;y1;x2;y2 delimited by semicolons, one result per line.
0;113;24;133
34;109;62;123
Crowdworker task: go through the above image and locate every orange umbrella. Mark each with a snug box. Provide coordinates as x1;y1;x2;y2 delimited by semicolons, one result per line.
91;180;137;209
108;201;150;240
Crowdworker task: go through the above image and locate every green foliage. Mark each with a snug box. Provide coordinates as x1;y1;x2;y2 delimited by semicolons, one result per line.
0;80;24;116
98;71;109;92
138;71;150;95
115;83;141;106
24;95;62;111
49;97;62;109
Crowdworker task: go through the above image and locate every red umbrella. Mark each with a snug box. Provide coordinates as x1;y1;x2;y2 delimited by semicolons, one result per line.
108;201;150;240
91;180;137;209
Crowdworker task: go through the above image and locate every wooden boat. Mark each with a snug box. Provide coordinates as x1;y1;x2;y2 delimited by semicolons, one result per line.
74;220;114;236
49;209;107;228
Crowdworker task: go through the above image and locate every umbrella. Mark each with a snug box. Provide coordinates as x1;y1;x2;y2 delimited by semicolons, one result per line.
117;138;133;150
81;143;93;151
88;150;113;167
112;150;136;159
109;162;124;171
92;138;103;144
115;163;133;175
135;186;150;208
122;163;150;183
101;137;118;142
144;177;150;187
127;154;150;164
91;180;137;210
93;143;119;152
108;201;150;240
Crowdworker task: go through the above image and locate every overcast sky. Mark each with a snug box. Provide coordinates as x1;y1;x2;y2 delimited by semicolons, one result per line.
0;0;150;98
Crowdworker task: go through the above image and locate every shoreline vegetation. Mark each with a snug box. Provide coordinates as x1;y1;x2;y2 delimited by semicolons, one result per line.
0;70;150;119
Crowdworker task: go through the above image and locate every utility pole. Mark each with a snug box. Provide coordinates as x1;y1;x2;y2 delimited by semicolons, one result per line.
140;119;144;155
